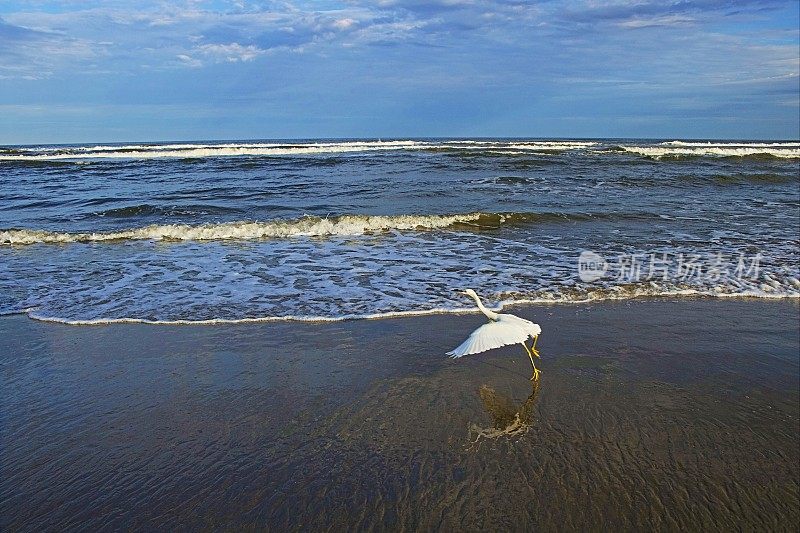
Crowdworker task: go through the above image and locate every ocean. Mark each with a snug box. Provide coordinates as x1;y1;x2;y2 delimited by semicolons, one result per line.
1;138;798;324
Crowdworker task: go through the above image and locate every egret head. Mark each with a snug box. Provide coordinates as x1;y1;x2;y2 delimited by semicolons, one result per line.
460;288;478;298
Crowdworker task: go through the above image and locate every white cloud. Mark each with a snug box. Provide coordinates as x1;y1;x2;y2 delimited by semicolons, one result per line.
177;53;203;67
616;14;696;29
197;42;265;62
333;18;357;30
0;0;796;86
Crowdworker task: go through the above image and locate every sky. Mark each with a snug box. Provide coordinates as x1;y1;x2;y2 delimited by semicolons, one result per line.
0;0;798;143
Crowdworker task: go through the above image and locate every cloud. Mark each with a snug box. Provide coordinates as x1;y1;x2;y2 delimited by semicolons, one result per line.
196;42;265;63
1;1;793;88
176;53;203;68
615;14;696;29
0;0;796;140
0;15;99;78
332;18;356;30
560;0;787;25
0;1;544;74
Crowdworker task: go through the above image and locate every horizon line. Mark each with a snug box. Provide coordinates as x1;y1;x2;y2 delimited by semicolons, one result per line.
3;135;800;147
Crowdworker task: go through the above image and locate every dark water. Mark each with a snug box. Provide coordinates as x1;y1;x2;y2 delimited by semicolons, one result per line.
1;300;798;530
1;139;798;322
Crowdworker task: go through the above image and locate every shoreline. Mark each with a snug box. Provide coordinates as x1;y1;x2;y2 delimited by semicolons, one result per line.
6;293;800;326
2;298;798;530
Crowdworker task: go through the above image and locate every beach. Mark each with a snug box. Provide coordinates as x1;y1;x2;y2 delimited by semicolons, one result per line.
2;298;798;531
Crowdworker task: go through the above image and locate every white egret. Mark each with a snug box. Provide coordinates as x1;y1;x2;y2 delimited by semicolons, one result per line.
447;289;543;380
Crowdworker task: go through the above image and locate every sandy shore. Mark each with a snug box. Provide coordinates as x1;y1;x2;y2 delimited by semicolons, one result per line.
1;299;798;531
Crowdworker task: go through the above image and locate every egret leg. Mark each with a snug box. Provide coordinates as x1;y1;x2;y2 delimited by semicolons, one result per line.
522;343;541;381
531;335;540;358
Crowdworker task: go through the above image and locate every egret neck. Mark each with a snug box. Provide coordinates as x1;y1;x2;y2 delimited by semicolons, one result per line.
466;291;499;321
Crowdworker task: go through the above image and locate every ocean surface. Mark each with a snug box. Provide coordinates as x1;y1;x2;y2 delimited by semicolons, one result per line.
1;138;798;324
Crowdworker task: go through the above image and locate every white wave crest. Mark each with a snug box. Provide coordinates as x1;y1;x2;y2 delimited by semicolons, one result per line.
506;141;598;150
663;141;800;148
1;139;600;161
20;142;290;153
622;145;800;159
5;138;797;161
0;140;430;161
0;213;490;245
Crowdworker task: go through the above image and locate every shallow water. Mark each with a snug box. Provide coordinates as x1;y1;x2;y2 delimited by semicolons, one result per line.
1;299;798;530
1;139;798;323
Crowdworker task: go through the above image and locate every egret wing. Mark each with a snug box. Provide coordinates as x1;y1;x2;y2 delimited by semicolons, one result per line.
447;321;529;358
498;314;542;338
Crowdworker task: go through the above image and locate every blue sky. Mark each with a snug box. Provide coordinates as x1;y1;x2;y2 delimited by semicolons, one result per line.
0;0;798;143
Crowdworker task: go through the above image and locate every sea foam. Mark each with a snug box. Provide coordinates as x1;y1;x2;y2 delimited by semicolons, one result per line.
663;141;800;148
3;139;799;161
0;140;594;161
0;213;499;245
622;143;800;159
20;284;800;326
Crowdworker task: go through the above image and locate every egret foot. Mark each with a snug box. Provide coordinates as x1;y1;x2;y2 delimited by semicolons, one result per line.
530;367;541;381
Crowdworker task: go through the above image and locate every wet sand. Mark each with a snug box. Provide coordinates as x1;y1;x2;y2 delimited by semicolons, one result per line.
1;299;798;531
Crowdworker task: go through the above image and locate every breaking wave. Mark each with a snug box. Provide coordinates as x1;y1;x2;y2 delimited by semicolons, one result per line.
663;141;800;148
0;212;526;244
0;140;596;161
620;142;800;159
4;139;798;161
1;211;664;245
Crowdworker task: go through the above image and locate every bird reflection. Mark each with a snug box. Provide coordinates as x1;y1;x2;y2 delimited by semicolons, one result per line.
469;379;541;443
